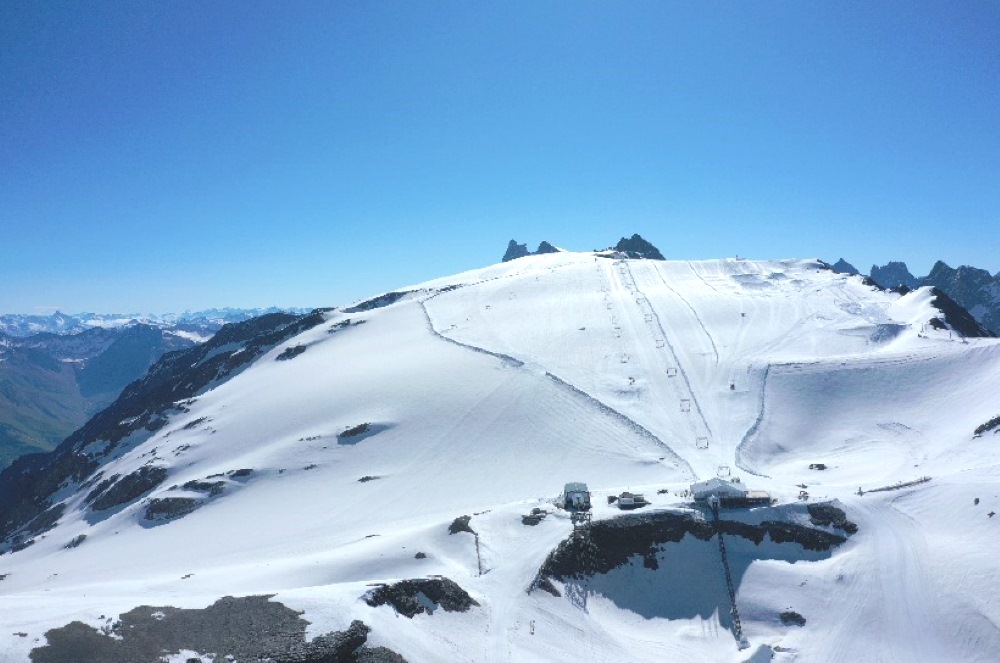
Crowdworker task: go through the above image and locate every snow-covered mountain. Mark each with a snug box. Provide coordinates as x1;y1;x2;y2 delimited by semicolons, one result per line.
1;253;999;662
835;259;1000;335
0;308;309;338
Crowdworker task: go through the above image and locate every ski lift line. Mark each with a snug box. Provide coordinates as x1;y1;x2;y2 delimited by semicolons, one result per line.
617;261;714;438
647;261;721;366
712;503;747;647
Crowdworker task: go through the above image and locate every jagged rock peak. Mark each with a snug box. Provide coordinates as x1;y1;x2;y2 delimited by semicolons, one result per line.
869;261;918;290
501;240;561;262
502;240;531;262
614;234;665;260
831;258;859;275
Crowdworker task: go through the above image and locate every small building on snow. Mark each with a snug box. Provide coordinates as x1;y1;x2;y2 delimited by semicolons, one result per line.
691;478;769;508
562;482;591;510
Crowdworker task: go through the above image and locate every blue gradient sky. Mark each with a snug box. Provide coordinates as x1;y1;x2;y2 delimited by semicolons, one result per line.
2;1;998;313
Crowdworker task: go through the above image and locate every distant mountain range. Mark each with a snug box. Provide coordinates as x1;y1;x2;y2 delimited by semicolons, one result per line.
0;308;308;470
830;259;1000;334
0;307;309;338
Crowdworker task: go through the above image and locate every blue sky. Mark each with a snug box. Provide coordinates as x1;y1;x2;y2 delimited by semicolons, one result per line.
2;1;998;313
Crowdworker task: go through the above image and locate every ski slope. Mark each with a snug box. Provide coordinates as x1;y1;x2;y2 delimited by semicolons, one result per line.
2;252;999;662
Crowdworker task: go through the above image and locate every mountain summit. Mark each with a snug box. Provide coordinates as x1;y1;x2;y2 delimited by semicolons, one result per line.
502;240;561;262
613;233;665;260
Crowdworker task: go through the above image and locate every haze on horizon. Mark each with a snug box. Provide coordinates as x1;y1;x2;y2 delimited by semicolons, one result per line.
2;1;998;314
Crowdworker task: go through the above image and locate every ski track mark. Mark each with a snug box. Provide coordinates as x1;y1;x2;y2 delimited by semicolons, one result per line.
422;292;695;481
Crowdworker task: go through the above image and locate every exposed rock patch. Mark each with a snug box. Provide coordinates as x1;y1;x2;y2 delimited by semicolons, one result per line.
344;292;411;313
364;578;478;618
806;503;858;534
29;595;406;662
338;423;388;445
64;534;86;549
144;497;199;522
975;415;1000;436
181;480;226;496
522;508;548;526
779;610;807;626
276;344;308;361
89;466;167;512
448;515;475;535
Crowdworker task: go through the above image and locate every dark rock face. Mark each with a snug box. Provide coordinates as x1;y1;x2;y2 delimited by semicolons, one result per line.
869;262;919;290
501;240;562;262
276;344;308;361
975;415;1000;436
502;240;531;262
806;504;858;534
926;287;995;338
365;578;479;618
29;595;406;663
831;258;859;275
144;497;199;521
344;292;410;313
448;515;475;535
614;234;665;260
780;610;807;626
0;309;328;553
89;466;167;512
182;480;226;496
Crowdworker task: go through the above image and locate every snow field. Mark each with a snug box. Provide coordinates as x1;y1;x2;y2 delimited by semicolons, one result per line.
2;252;999;661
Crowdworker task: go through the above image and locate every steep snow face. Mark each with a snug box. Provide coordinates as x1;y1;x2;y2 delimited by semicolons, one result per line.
2;253;999;663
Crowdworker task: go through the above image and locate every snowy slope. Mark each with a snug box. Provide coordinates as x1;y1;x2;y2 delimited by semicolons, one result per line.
1;253;999;662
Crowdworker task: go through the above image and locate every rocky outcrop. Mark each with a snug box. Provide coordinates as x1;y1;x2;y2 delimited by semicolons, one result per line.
502;240;531;262
613;234;665;260
448;515;475;535
926;288;995;338
365;578;479;618
975;415;1000;436
144;497;199;521
30;595;407;662
88;466;168;512
806;503;858;534
501;240;562;262
344;292;410;313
